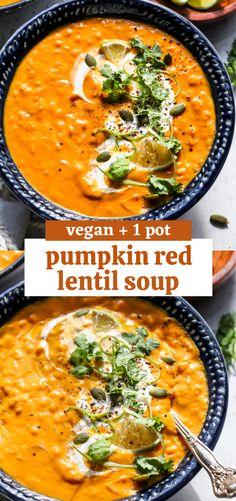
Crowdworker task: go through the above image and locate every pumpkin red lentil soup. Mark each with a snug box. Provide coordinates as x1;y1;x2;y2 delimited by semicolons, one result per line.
0;297;208;501
4;18;215;218
0;250;23;272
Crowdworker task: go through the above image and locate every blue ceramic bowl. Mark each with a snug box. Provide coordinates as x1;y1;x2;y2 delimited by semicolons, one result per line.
0;284;228;501
0;0;235;220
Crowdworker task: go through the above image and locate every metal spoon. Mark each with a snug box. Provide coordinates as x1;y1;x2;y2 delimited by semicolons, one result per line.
172;411;236;497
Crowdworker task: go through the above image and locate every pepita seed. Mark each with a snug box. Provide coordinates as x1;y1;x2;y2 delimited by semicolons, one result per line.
161;356;176;365
170;103;186;116
163;53;172;66
85;53;97;68
119;109;134;122
96;151;111;163
210;214;229;227
73;432;89;444
74;308;90;318
149;387;168;398
90;387;106;401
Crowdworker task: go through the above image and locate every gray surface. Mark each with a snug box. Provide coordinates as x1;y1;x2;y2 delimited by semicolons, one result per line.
0;2;235;246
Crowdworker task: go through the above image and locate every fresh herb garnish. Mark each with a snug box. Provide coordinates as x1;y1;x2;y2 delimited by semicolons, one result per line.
122;328;159;356
226;39;236;86
216;313;236;366
106;157;131;181
86;438;112;464
134;455;174;477
131;37;164;68
101;64;132;103
148;176;183;196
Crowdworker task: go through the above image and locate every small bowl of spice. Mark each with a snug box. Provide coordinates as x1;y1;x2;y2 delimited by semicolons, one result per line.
213;250;236;289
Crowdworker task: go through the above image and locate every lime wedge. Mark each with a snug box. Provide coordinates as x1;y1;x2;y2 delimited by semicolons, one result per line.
187;0;219;9
135;137;173;171
170;0;189;5
101;40;130;63
112;416;158;453
92;309;119;333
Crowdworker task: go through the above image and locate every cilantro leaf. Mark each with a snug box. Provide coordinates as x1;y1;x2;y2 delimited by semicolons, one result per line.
135;455;174;476
136;327;148;337
216;312;236;366
70;334;104;377
226;39;236;86
122;328;160;356
131;37;164;67
148;176;183;196
86;438;112;464
106;157;130;181
101;64;131;102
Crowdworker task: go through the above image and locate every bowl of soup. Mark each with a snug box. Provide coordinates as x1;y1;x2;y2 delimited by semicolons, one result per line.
0;0;234;220
0;250;23;279
0;286;228;501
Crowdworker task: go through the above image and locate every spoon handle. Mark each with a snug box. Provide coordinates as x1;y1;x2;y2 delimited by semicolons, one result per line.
172;411;236;498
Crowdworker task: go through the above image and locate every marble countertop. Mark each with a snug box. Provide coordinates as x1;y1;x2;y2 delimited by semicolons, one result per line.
0;1;235;247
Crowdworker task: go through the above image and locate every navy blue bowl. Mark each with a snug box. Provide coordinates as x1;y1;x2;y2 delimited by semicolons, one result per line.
0;253;23;280
0;284;228;501
0;0;235;220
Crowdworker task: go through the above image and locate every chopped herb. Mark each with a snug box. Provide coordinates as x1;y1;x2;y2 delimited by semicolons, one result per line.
216;313;236;366
130;37;164;68
101;64;132;103
86;438;112;464
226;39;236;86
106;157;130;181
148;176;183;196
134;455;174;477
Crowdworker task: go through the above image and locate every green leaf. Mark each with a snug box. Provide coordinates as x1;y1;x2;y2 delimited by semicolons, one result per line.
145;338;160;354
86;438;112;464
226;39;236;86
136;327;148;337
101;64;131;103
71;365;91;377
106;157;130;181
131;37;163;67
135;455;174;476
216;312;236;366
148;176;183;196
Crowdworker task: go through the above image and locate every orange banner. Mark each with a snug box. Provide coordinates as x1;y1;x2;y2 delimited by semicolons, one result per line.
46;220;192;241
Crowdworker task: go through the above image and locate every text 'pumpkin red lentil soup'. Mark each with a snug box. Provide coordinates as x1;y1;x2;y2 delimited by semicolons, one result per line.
0;297;208;501
4;19;216;218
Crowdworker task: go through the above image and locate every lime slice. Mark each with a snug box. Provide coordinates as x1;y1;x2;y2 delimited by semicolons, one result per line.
170;0;188;5
135;137;173;171
101;40;130;63
187;0;219;9
92;309;120;333
112;416;159;452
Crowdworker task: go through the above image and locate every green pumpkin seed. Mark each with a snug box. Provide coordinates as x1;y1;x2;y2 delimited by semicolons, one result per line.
163;53;172;66
90;387;106;401
170;103;186;116
138;115;149;126
149;387;168;398
144;194;160;200
119;109;134;122
161;356;176;365
85;53;97;68
210;214;229;227
73;432;89;444
96;151;111;163
74;308;90;318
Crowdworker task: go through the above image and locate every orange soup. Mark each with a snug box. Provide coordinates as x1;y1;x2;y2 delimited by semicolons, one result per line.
0;0;21;6
0;250;23;272
4;18;215;218
0;297;208;501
